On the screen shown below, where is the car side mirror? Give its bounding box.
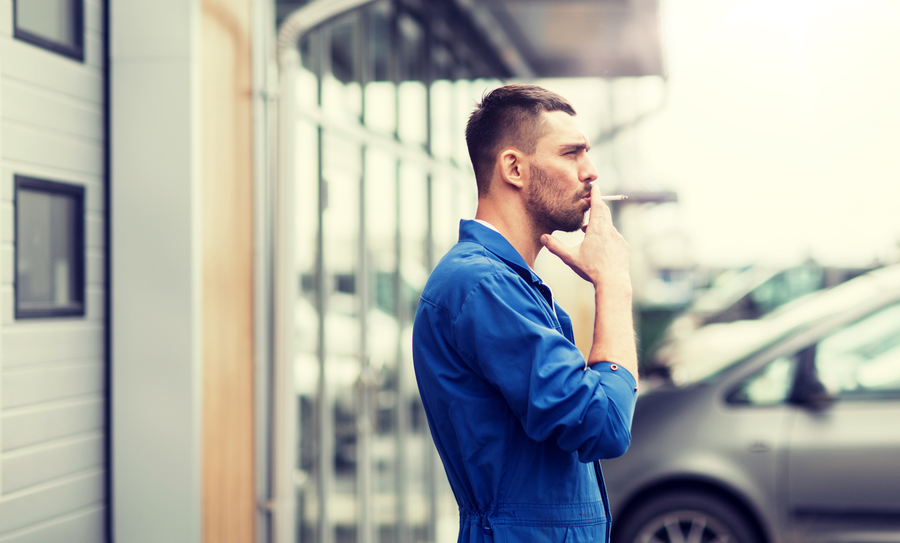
[790,374,835,410]
[798,388,835,410]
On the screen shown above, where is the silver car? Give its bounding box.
[604,264,900,543]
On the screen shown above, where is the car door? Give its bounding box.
[785,300,900,542]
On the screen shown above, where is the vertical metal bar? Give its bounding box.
[275,46,300,543]
[423,137,439,539]
[393,161,409,543]
[423,0,435,271]
[316,123,333,543]
[356,172,374,543]
[357,159,374,543]
[252,0,277,538]
[389,5,411,543]
[100,0,113,539]
[314,26,336,543]
[354,9,375,543]
[422,8,438,542]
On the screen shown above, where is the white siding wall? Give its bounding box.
[0,0,106,540]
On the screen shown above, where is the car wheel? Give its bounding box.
[613,490,759,543]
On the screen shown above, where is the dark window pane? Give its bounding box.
[330,15,356,83]
[15,177,84,318]
[398,12,424,81]
[18,0,74,43]
[14,0,83,60]
[368,2,391,82]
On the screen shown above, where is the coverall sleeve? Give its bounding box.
[452,274,638,462]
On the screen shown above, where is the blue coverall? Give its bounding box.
[412,220,638,543]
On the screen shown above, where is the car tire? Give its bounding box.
[613,489,760,543]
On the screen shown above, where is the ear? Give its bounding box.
[498,148,526,189]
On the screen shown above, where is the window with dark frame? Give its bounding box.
[13,0,84,61]
[15,176,85,319]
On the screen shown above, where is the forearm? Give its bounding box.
[539,185,638,379]
[586,279,639,382]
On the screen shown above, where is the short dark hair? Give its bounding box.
[465,84,576,196]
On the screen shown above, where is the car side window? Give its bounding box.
[728,356,796,405]
[813,301,900,400]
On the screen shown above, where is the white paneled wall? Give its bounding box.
[0,0,107,540]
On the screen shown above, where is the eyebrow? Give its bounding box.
[559,143,590,154]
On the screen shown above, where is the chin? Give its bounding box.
[558,217,584,233]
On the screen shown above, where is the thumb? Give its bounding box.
[542,234,592,283]
[541,234,573,262]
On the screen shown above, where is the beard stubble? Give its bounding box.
[525,163,587,234]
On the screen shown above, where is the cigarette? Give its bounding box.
[601,195,628,201]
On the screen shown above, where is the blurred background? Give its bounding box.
[1,0,898,542]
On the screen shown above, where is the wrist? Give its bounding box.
[593,278,633,300]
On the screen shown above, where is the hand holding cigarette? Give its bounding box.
[542,184,632,285]
[580,195,626,232]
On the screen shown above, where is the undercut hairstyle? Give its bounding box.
[465,84,576,197]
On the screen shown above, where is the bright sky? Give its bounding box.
[551,0,900,268]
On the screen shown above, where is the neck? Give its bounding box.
[474,199,545,268]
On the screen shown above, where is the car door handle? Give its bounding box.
[747,440,771,453]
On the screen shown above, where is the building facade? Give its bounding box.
[0,0,662,542]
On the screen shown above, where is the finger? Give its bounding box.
[540,234,574,264]
[542,234,592,283]
[587,185,613,229]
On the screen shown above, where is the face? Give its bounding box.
[524,111,598,233]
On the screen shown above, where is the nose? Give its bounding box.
[581,156,598,184]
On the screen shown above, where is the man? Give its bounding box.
[412,84,639,543]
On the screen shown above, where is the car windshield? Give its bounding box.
[672,321,797,386]
[691,267,779,314]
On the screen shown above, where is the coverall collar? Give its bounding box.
[458,219,545,286]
